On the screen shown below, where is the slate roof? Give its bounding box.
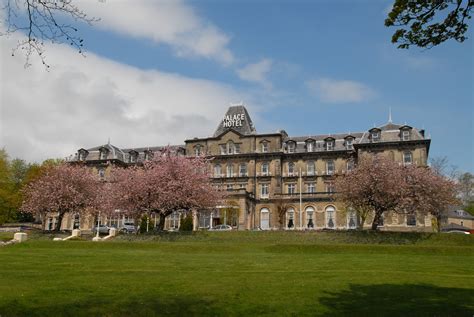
[69,105,430,161]
[213,104,256,137]
[446,210,474,220]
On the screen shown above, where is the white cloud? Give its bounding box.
[306,78,375,103]
[237,59,273,88]
[77,0,234,65]
[0,35,248,163]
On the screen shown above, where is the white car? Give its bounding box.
[120,222,136,234]
[210,225,233,231]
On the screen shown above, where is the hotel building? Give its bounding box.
[57,104,432,232]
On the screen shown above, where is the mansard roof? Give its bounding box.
[213,104,256,137]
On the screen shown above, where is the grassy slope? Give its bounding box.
[0,231,473,317]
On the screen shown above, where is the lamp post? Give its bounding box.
[95,210,101,240]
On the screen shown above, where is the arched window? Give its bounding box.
[260,208,270,230]
[286,208,295,229]
[306,206,315,229]
[325,206,336,229]
[288,162,295,175]
[214,164,221,177]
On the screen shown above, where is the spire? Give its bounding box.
[388,107,392,123]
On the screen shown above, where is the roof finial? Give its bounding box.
[388,107,392,123]
[107,137,110,145]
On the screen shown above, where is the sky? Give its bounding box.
[0,0,472,172]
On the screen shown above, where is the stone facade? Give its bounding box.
[53,104,433,232]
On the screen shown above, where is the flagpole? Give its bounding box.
[299,168,303,230]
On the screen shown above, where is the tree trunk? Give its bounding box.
[436,215,442,233]
[358,215,366,230]
[54,212,65,232]
[371,211,383,231]
[278,215,284,230]
[156,213,167,231]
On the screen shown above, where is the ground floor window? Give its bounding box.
[407,214,416,226]
[47,217,56,231]
[347,208,357,229]
[326,206,335,229]
[260,208,270,230]
[306,207,315,228]
[170,211,180,230]
[199,211,211,229]
[287,209,295,229]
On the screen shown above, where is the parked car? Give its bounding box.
[92,224,111,234]
[210,224,233,231]
[120,222,136,234]
[444,230,470,235]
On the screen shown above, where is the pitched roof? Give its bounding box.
[213,105,256,137]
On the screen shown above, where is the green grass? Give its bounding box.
[0,231,473,316]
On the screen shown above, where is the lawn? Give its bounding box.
[0,231,473,316]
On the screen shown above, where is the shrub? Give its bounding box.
[180,213,193,232]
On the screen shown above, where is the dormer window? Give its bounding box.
[261,141,269,153]
[402,130,410,141]
[99,148,109,160]
[78,149,88,161]
[371,131,380,142]
[144,150,153,161]
[399,125,413,141]
[287,141,296,153]
[129,151,138,163]
[325,138,335,151]
[344,137,354,150]
[306,140,315,152]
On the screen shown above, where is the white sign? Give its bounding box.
[222,113,245,128]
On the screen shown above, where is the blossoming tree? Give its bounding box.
[110,152,222,231]
[336,155,458,231]
[22,163,99,231]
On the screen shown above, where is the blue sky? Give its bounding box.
[0,0,472,172]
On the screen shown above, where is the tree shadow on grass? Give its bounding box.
[0,294,220,317]
[318,283,474,317]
